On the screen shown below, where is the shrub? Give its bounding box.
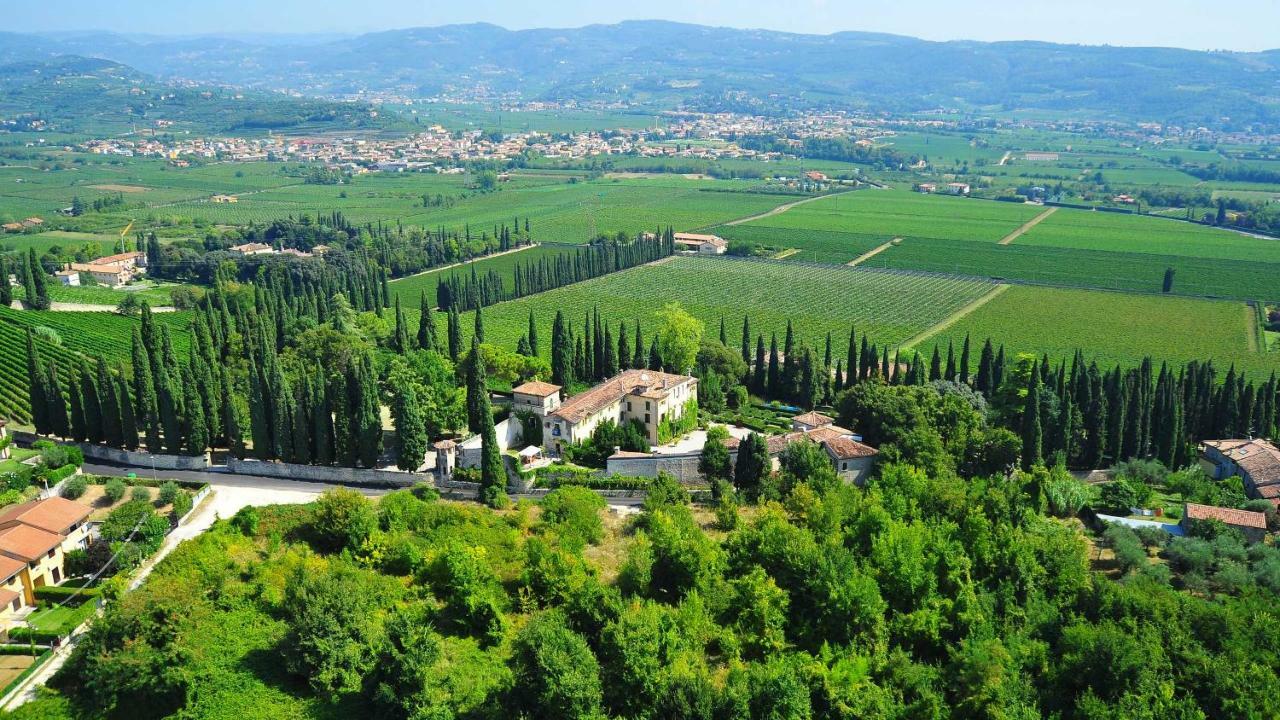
[60,476,88,500]
[157,481,180,506]
[130,485,152,503]
[170,490,193,520]
[100,501,154,543]
[642,472,689,512]
[540,486,606,548]
[103,478,126,504]
[1103,525,1147,574]
[311,488,377,553]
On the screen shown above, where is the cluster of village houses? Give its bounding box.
[0,494,91,629]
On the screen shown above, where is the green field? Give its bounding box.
[738,190,1043,243]
[712,224,888,264]
[443,256,997,358]
[1019,208,1280,262]
[921,285,1278,378]
[0,230,121,258]
[857,237,1280,300]
[388,243,581,307]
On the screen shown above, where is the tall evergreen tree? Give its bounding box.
[474,305,485,345]
[1021,374,1043,470]
[24,329,47,434]
[417,292,439,352]
[80,359,104,443]
[733,432,770,502]
[741,317,751,366]
[528,310,539,358]
[550,311,572,389]
[392,381,428,472]
[96,357,124,448]
[960,334,972,385]
[392,296,411,354]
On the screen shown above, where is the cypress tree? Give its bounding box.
[417,293,439,352]
[131,328,159,451]
[392,381,428,472]
[271,365,295,462]
[719,317,727,346]
[96,357,124,448]
[182,365,209,456]
[753,335,766,394]
[356,354,383,468]
[447,307,462,361]
[467,341,489,434]
[24,329,46,433]
[603,326,618,378]
[618,321,631,370]
[42,362,68,439]
[766,334,781,399]
[632,321,645,370]
[68,365,87,442]
[220,366,243,458]
[1021,374,1043,470]
[741,317,751,366]
[474,305,485,344]
[528,310,539,357]
[550,311,572,388]
[80,359,104,443]
[944,341,957,382]
[993,346,1006,391]
[313,377,335,466]
[648,337,661,371]
[393,296,411,354]
[959,334,971,385]
[976,339,994,394]
[248,357,272,460]
[929,346,942,382]
[1054,396,1075,464]
[733,432,770,502]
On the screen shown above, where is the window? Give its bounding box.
[627,401,632,411]
[645,401,651,410]
[841,462,848,471]
[544,421,550,428]
[645,413,651,424]
[51,567,60,584]
[46,549,55,559]
[9,598,18,612]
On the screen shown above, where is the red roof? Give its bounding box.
[0,525,63,562]
[513,381,561,398]
[1183,503,1267,530]
[0,497,91,535]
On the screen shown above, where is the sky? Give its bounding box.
[9,0,1278,52]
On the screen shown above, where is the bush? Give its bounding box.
[103,478,126,504]
[130,485,151,503]
[60,476,88,500]
[1104,525,1148,574]
[100,500,154,543]
[157,481,180,506]
[540,486,606,548]
[170,490,193,520]
[8,627,63,645]
[34,585,99,606]
[311,488,377,553]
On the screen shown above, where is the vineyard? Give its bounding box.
[922,285,1279,379]
[741,190,1043,242]
[857,237,1280,301]
[440,255,997,359]
[0,307,192,423]
[712,224,890,264]
[1018,207,1280,262]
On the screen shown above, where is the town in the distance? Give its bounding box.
[0,7,1276,719]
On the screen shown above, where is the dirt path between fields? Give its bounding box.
[722,189,855,226]
[998,206,1057,245]
[847,239,899,266]
[901,284,1010,350]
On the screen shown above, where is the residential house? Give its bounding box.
[54,269,80,287]
[1024,152,1060,162]
[545,369,697,454]
[672,232,728,255]
[945,182,971,195]
[1180,502,1268,543]
[512,381,562,418]
[211,194,238,203]
[1,223,23,234]
[1201,439,1280,507]
[726,414,878,485]
[68,251,147,288]
[0,497,92,615]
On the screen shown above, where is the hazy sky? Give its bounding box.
[9,0,1277,51]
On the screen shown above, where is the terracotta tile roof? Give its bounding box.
[0,497,91,535]
[90,251,143,266]
[512,381,561,398]
[551,369,695,425]
[673,232,724,243]
[0,588,19,610]
[608,450,652,459]
[432,439,457,449]
[1205,438,1280,488]
[0,524,63,562]
[792,411,833,427]
[823,436,879,460]
[0,555,25,583]
[1183,503,1267,529]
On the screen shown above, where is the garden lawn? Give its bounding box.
[25,601,96,635]
[923,285,1279,379]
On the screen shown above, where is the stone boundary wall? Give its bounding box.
[13,432,211,470]
[605,451,702,483]
[226,457,420,487]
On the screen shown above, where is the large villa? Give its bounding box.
[512,369,698,455]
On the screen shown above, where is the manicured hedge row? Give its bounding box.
[8,627,63,644]
[34,585,99,605]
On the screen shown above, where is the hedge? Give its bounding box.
[0,645,45,656]
[34,586,99,606]
[8,627,63,644]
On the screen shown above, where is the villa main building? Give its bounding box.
[512,369,697,456]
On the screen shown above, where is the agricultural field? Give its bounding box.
[921,285,1278,379]
[388,243,580,307]
[0,306,192,423]
[857,236,1280,300]
[737,190,1044,245]
[1017,208,1280,263]
[0,230,120,258]
[442,255,997,359]
[15,282,180,307]
[712,224,888,264]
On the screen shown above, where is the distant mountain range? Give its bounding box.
[4,21,1280,129]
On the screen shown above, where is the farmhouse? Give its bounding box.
[945,182,971,195]
[211,194,239,203]
[1201,439,1280,507]
[543,369,697,454]
[511,381,562,417]
[1180,502,1268,543]
[726,414,878,485]
[230,242,275,256]
[0,497,91,617]
[1024,152,1060,162]
[1,223,22,234]
[68,250,147,288]
[54,268,81,286]
[673,232,728,255]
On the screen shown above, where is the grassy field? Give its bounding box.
[0,230,121,258]
[738,190,1043,243]
[712,224,889,264]
[387,243,580,307]
[438,256,997,359]
[1018,208,1280,262]
[921,285,1278,378]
